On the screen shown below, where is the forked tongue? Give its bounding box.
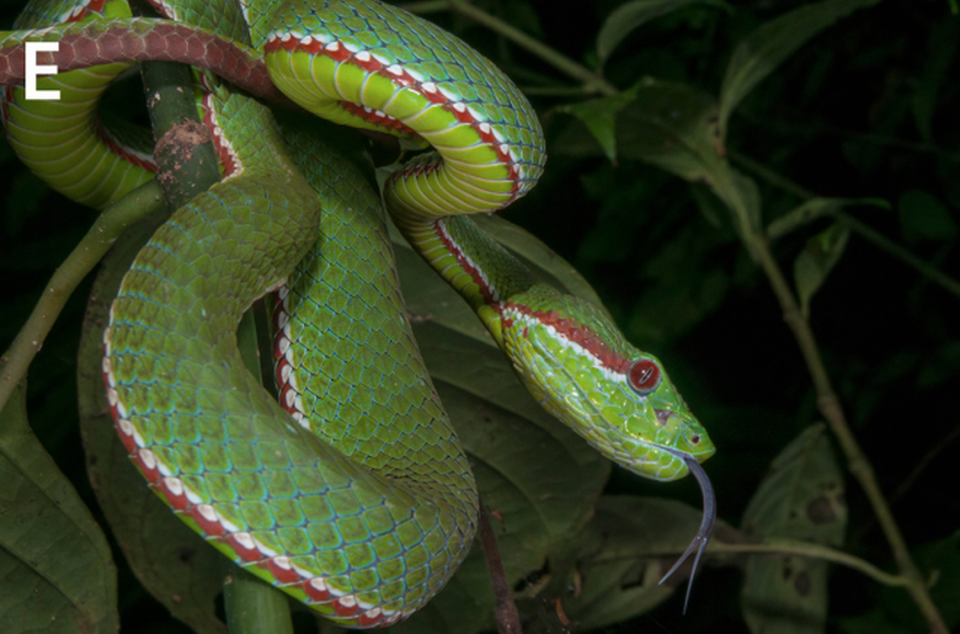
[655,445,717,615]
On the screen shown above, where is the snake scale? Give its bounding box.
[0,0,716,627]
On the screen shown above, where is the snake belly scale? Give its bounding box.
[0,0,717,628]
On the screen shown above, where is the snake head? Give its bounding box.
[501,285,715,481]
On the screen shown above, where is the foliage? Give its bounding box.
[2,0,959,633]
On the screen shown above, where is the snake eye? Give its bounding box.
[628,359,661,396]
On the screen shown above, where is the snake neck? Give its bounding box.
[394,212,541,346]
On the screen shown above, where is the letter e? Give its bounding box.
[25,42,60,100]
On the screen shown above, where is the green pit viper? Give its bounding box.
[0,0,716,627]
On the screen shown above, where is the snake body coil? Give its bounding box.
[1,0,716,627]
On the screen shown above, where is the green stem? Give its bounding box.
[730,149,960,300]
[444,0,618,96]
[0,180,164,415]
[745,233,948,634]
[835,212,960,299]
[597,538,909,587]
[719,148,947,629]
[727,540,910,588]
[141,61,221,208]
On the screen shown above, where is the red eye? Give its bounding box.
[628,359,661,395]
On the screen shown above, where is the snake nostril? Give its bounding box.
[655,409,673,427]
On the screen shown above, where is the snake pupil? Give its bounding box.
[628,359,661,395]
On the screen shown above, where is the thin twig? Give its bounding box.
[479,504,523,634]
[835,213,960,299]
[746,236,948,634]
[444,0,618,96]
[730,149,960,300]
[593,538,910,587]
[0,180,164,414]
[712,540,910,587]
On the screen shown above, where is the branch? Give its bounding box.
[730,149,960,300]
[441,0,618,96]
[743,233,948,633]
[0,180,164,413]
[479,504,523,634]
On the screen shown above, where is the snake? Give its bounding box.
[0,0,717,627]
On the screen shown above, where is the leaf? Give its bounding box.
[741,425,847,634]
[613,79,722,179]
[767,198,890,240]
[77,213,229,634]
[555,89,638,163]
[596,0,729,63]
[718,0,882,140]
[564,496,740,631]
[553,78,768,237]
[793,222,850,318]
[898,189,957,244]
[0,381,118,634]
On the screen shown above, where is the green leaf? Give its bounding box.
[0,381,118,634]
[898,189,957,244]
[596,0,729,63]
[613,79,722,179]
[741,425,847,634]
[555,89,638,163]
[718,0,882,140]
[768,198,890,240]
[793,222,850,318]
[553,78,767,237]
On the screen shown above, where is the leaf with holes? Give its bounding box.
[740,425,847,634]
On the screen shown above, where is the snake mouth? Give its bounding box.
[654,444,717,614]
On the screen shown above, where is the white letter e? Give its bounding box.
[25,42,60,100]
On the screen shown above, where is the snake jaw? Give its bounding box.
[654,444,717,615]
